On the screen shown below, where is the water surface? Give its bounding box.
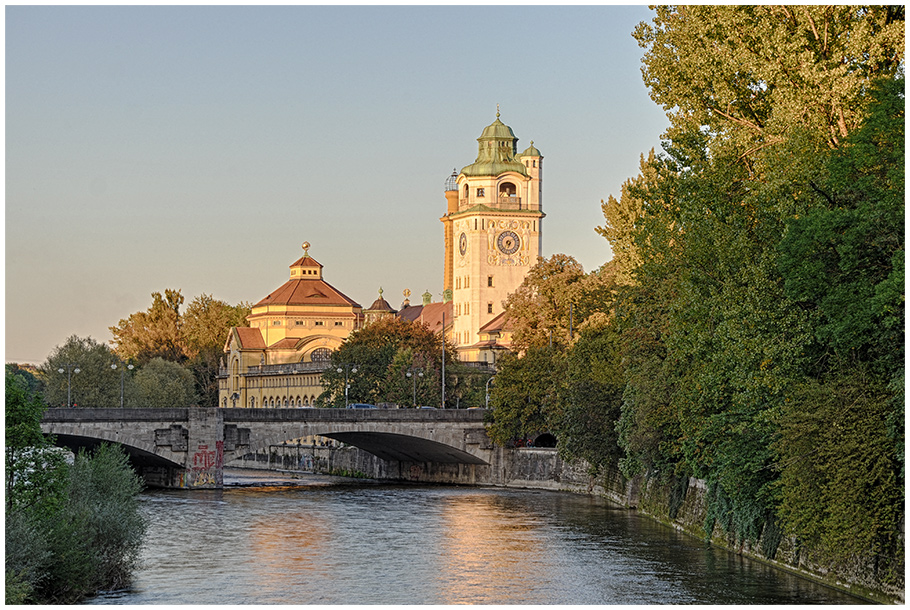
[87,470,867,604]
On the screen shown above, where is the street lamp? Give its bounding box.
[406,368,424,408]
[485,375,496,409]
[57,363,81,408]
[110,363,135,408]
[336,364,358,407]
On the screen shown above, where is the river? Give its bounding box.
[86,468,867,604]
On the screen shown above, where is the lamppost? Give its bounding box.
[485,375,496,409]
[57,363,80,408]
[336,364,358,407]
[406,368,424,408]
[110,363,134,408]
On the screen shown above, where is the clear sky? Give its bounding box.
[6,5,670,365]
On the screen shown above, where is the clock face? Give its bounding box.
[497,230,520,255]
[458,232,467,256]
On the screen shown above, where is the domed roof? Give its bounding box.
[479,116,517,141]
[520,141,541,157]
[460,109,529,178]
[365,288,395,313]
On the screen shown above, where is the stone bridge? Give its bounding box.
[41,408,494,489]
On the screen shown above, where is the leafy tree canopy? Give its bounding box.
[38,335,126,408]
[318,317,454,407]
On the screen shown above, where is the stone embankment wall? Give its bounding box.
[230,443,901,604]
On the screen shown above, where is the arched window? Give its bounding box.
[311,348,332,362]
[250,397,256,408]
[499,182,517,197]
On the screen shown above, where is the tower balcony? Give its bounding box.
[459,196,523,210]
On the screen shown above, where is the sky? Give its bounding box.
[5,5,670,365]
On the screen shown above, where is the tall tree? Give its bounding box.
[635,5,904,156]
[109,289,185,364]
[180,294,251,408]
[607,5,904,554]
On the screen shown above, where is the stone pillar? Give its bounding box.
[183,408,224,489]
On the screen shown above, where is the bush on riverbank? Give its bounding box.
[5,370,147,604]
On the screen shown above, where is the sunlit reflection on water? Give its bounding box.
[85,471,869,605]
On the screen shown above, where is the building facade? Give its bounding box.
[441,110,544,362]
[218,244,363,408]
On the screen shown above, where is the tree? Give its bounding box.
[555,319,625,471]
[778,76,904,377]
[109,290,251,407]
[38,335,125,408]
[5,370,68,514]
[317,317,455,407]
[608,6,904,557]
[635,6,904,157]
[181,294,251,408]
[130,358,198,408]
[503,254,615,352]
[597,150,659,285]
[109,289,185,364]
[486,347,565,446]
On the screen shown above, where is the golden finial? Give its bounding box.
[403,288,411,298]
[496,103,500,118]
[301,241,311,256]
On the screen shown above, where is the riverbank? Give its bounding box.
[228,443,901,604]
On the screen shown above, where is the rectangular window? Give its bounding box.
[295,320,304,325]
[272,320,281,326]
[488,303,494,314]
[488,276,494,287]
[476,187,485,197]
[315,321,324,326]
[335,321,344,326]
[465,303,469,315]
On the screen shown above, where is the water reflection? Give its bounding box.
[437,494,548,603]
[86,476,869,605]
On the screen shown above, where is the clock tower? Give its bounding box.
[441,110,544,361]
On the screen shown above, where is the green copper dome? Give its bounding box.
[520,141,541,157]
[460,111,529,178]
[479,117,517,141]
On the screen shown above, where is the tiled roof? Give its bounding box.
[253,278,360,308]
[233,327,266,350]
[479,311,513,333]
[268,337,300,349]
[289,255,323,269]
[395,301,453,333]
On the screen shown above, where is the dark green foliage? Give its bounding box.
[779,76,904,377]
[5,372,147,603]
[554,322,625,470]
[317,317,455,407]
[5,444,147,604]
[487,348,566,445]
[773,365,903,569]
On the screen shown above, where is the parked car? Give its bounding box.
[347,403,377,409]
[417,406,436,410]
